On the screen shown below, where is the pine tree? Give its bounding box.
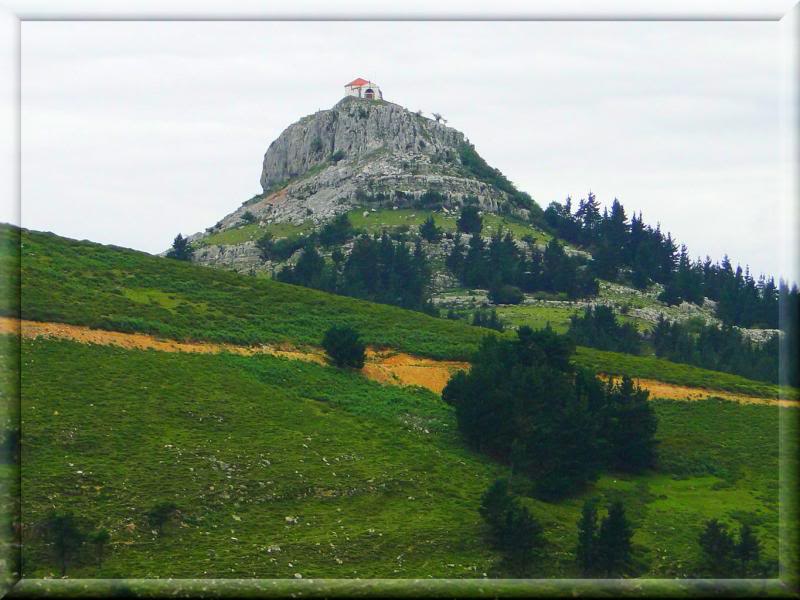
[463,233,488,288]
[446,232,466,279]
[698,519,736,577]
[479,478,513,531]
[604,376,658,472]
[596,501,633,576]
[40,511,87,576]
[576,499,599,575]
[418,214,442,242]
[291,240,326,288]
[457,205,483,234]
[735,523,761,576]
[89,528,111,567]
[167,233,193,261]
[501,503,545,566]
[575,192,602,244]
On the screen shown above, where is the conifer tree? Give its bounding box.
[418,214,442,242]
[698,519,737,577]
[167,233,193,261]
[576,499,599,575]
[735,523,761,576]
[457,205,483,234]
[596,501,633,576]
[40,511,87,576]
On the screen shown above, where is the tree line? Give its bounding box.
[275,230,434,314]
[543,193,799,332]
[567,306,793,386]
[446,210,598,301]
[651,316,788,386]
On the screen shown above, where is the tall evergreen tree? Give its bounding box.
[167,233,193,261]
[596,501,633,577]
[457,205,483,234]
[698,519,737,577]
[418,214,443,242]
[576,499,599,575]
[735,523,761,576]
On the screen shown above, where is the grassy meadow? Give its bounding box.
[4,225,796,402]
[2,223,796,583]
[16,336,793,579]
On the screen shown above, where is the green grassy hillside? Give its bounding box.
[4,223,796,582]
[3,224,795,401]
[198,209,554,249]
[6,226,485,360]
[17,336,792,579]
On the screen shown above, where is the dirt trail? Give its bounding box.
[2,317,795,406]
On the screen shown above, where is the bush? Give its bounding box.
[256,233,274,261]
[457,205,483,234]
[241,211,256,224]
[471,309,504,331]
[488,285,524,305]
[269,235,309,262]
[331,149,346,162]
[147,502,179,536]
[322,325,366,369]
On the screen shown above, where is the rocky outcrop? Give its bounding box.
[193,96,528,246]
[260,96,464,190]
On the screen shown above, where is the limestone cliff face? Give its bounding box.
[259,96,465,191]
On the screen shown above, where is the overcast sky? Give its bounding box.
[18,20,792,279]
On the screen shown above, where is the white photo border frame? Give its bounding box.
[1,1,797,597]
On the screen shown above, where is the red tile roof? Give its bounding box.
[345,78,370,87]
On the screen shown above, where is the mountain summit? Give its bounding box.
[194,95,536,249]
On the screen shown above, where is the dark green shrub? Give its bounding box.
[322,325,366,369]
[457,205,483,234]
[488,285,524,305]
[319,214,354,247]
[147,502,179,536]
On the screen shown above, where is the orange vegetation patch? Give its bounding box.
[3,317,796,406]
[602,374,797,409]
[1,317,326,365]
[363,349,469,395]
[0,317,466,394]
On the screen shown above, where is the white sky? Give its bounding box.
[17,20,792,279]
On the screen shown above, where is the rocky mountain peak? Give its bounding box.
[260,96,465,191]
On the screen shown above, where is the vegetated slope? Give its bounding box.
[7,226,485,360]
[3,224,796,400]
[16,335,792,579]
